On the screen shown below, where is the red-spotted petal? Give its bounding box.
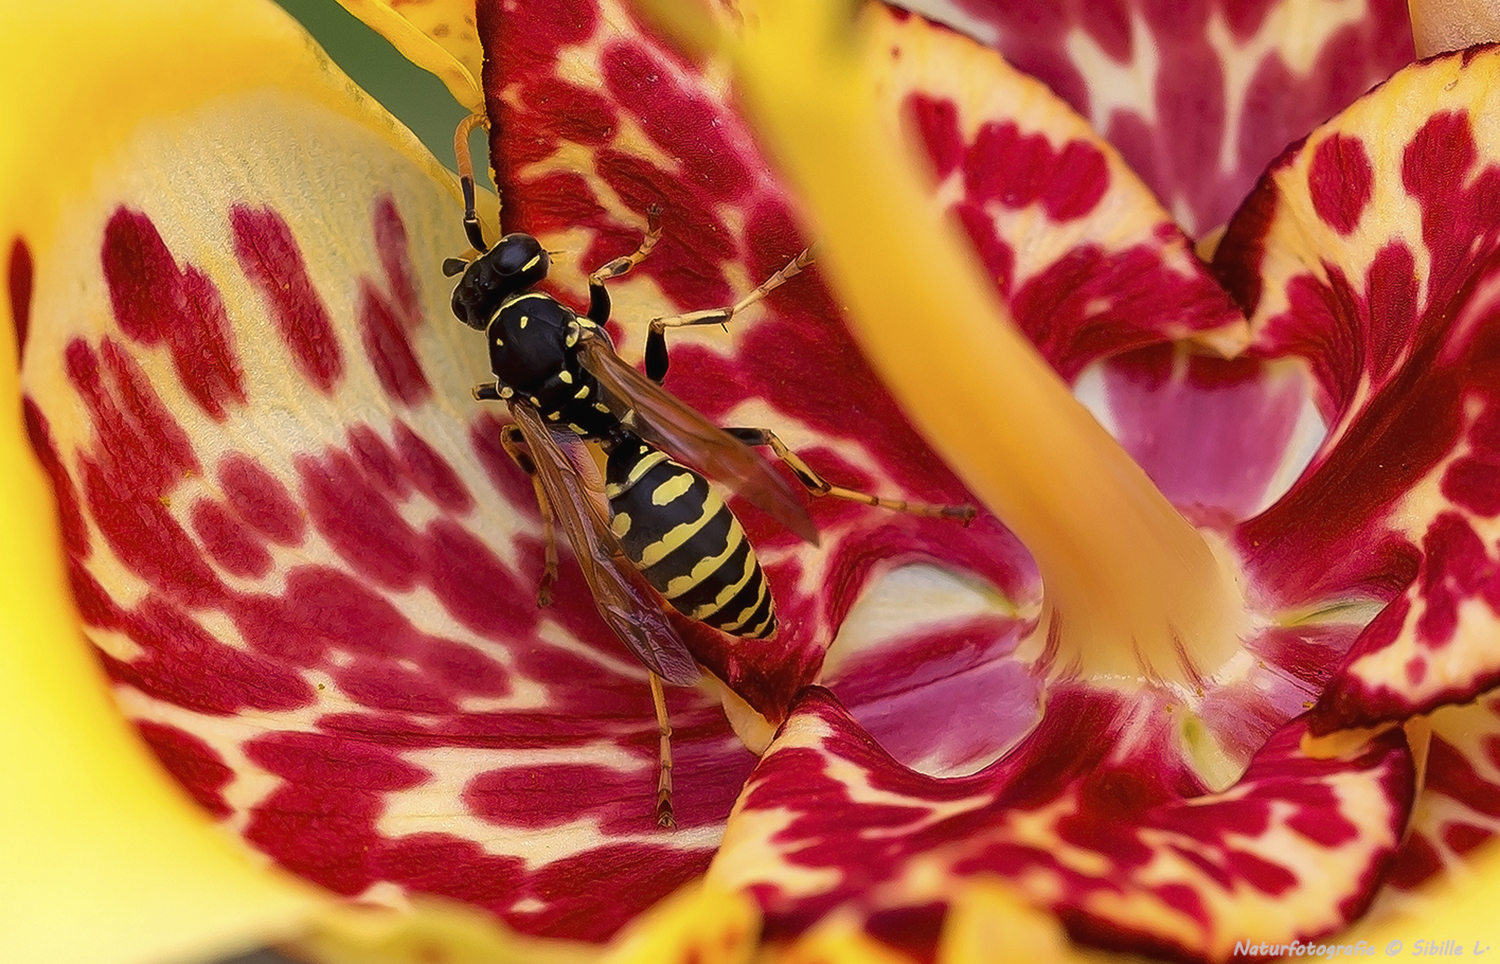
[14,14,757,943]
[1374,698,1500,906]
[708,687,1412,960]
[477,0,1247,733]
[928,0,1415,235]
[1214,48,1500,732]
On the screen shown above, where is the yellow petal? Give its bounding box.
[938,880,1114,964]
[334,0,483,111]
[0,415,324,964]
[602,883,759,964]
[0,2,494,961]
[1347,838,1500,946]
[0,1,344,957]
[767,912,919,964]
[299,899,601,964]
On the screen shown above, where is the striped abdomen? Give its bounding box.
[605,438,776,639]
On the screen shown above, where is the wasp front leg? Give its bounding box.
[722,427,976,523]
[492,414,561,606]
[587,205,665,326]
[646,246,815,384]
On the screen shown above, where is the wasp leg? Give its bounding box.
[498,423,561,606]
[722,427,977,523]
[646,246,815,384]
[648,671,676,829]
[587,205,665,326]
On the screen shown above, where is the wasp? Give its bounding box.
[443,115,974,827]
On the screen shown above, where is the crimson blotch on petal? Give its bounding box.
[935,0,1415,235]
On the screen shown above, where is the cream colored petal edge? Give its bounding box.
[1408,0,1500,57]
[335,0,483,111]
[0,3,459,963]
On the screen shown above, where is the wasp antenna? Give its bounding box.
[454,111,490,253]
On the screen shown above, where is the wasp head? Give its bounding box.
[448,233,551,331]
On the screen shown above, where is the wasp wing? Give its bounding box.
[577,333,818,545]
[507,400,700,686]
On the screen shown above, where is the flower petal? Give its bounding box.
[334,0,484,111]
[710,688,1412,959]
[0,6,374,963]
[9,0,755,945]
[1085,345,1322,521]
[479,0,1248,748]
[877,6,1246,381]
[1374,698,1500,904]
[925,0,1415,235]
[478,0,1024,721]
[1215,47,1500,731]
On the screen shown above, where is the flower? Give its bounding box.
[4,1,1500,963]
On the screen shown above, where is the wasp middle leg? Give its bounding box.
[722,427,977,523]
[646,246,816,383]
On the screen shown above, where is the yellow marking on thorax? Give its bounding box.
[635,488,726,569]
[611,512,632,538]
[661,514,746,598]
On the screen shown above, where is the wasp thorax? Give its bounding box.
[450,233,551,331]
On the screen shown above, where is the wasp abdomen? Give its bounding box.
[606,440,776,639]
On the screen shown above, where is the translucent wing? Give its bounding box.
[508,400,700,686]
[577,333,818,545]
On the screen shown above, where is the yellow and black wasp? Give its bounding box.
[443,115,974,827]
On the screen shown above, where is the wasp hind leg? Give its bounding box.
[496,421,561,606]
[723,427,977,523]
[587,205,665,325]
[648,671,676,829]
[646,246,815,384]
